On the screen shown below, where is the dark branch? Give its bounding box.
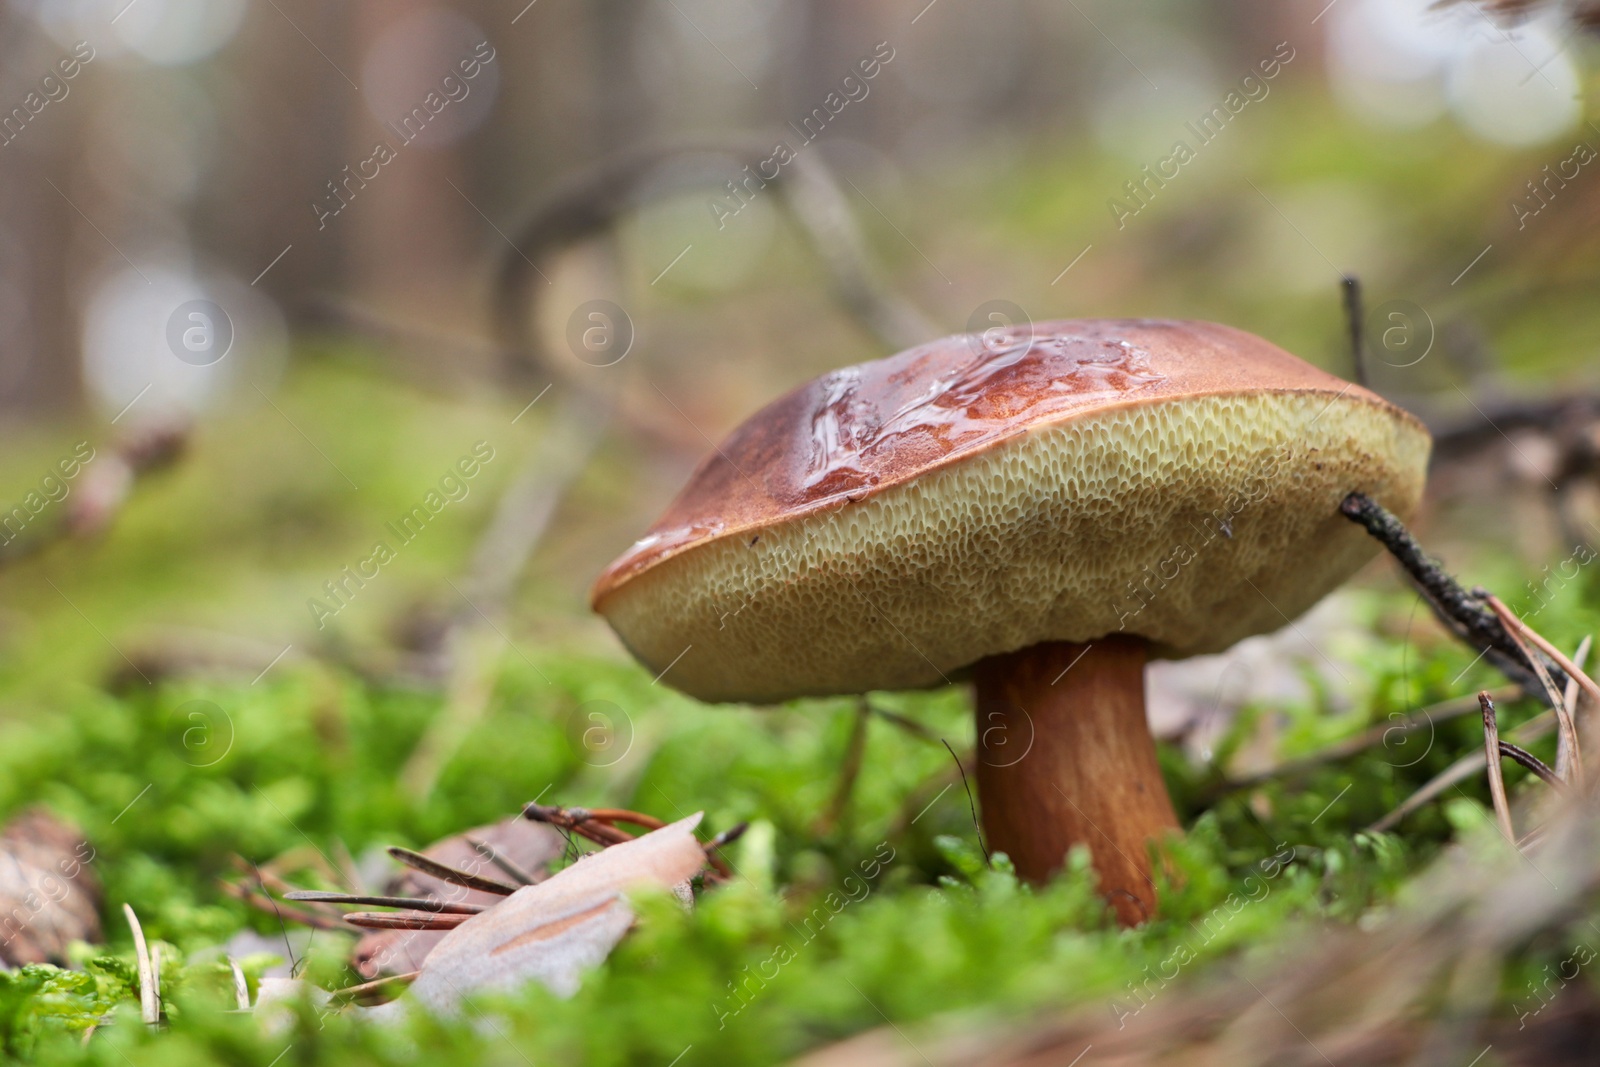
[464,835,540,887]
[523,803,633,847]
[942,739,989,864]
[386,846,519,897]
[283,891,485,914]
[328,970,420,1005]
[341,911,469,931]
[1339,492,1567,701]
[1497,740,1564,789]
[1342,276,1367,387]
[492,137,934,387]
[705,822,748,853]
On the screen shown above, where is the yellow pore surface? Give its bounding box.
[599,390,1430,704]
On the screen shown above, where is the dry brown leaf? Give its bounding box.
[0,808,100,967]
[365,812,706,1020]
[353,814,565,978]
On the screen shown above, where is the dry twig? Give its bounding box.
[327,970,419,1005]
[1493,598,1600,720]
[1497,740,1563,788]
[865,702,942,744]
[1216,688,1518,793]
[227,956,249,1011]
[283,891,486,915]
[340,912,469,932]
[385,847,519,897]
[1479,692,1516,843]
[1484,593,1582,781]
[122,904,160,1027]
[1342,275,1368,387]
[1339,492,1567,698]
[814,699,872,837]
[461,835,540,887]
[217,879,347,932]
[1370,709,1555,833]
[1373,640,1591,832]
[522,802,741,879]
[492,138,933,390]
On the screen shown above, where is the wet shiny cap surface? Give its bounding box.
[593,319,1431,703]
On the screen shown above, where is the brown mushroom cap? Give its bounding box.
[593,319,1431,703]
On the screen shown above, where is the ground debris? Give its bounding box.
[795,784,1600,1066]
[362,813,708,1021]
[0,808,99,969]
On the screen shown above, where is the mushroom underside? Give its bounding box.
[599,390,1429,703]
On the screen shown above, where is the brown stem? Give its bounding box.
[973,637,1179,925]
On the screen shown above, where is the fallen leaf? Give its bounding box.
[0,808,100,967]
[353,815,565,978]
[365,812,706,1020]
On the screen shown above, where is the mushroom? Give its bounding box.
[592,320,1430,923]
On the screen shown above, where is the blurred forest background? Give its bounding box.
[3,0,1598,700]
[0,0,1597,1061]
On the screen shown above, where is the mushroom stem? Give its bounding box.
[973,637,1178,925]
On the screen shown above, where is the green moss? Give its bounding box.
[1,88,1597,1061]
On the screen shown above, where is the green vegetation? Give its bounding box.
[0,354,1593,1063]
[2,71,1598,1061]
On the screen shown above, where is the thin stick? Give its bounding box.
[1490,598,1600,725]
[386,847,518,896]
[1342,275,1368,386]
[1371,639,1591,832]
[226,856,344,931]
[815,699,872,836]
[529,803,734,877]
[697,825,744,880]
[1485,595,1582,782]
[942,739,989,863]
[582,809,665,832]
[254,861,303,973]
[227,956,250,1011]
[1480,692,1516,844]
[0,426,187,570]
[1339,493,1565,697]
[463,836,540,887]
[283,891,486,914]
[123,904,160,1026]
[1369,709,1555,833]
[342,911,469,931]
[1566,636,1593,748]
[229,856,302,899]
[1498,740,1563,789]
[1566,636,1592,706]
[218,880,348,931]
[705,823,748,854]
[523,804,634,847]
[328,970,420,1004]
[1219,688,1519,792]
[867,702,941,744]
[492,138,935,389]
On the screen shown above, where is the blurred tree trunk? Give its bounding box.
[208,0,353,317]
[347,0,474,315]
[0,23,87,421]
